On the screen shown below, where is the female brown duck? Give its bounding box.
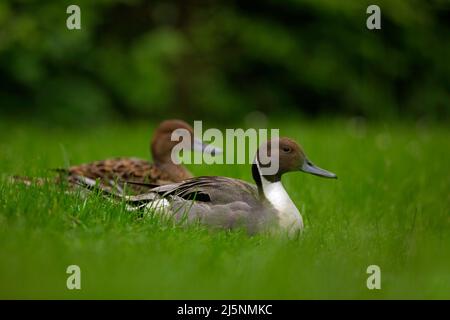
[64,119,221,192]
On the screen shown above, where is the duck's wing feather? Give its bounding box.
[149,176,259,205]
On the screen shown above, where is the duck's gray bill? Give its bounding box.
[301,160,337,179]
[193,138,223,156]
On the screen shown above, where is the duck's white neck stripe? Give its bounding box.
[255,160,303,232]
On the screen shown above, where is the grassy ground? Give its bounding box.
[0,118,449,299]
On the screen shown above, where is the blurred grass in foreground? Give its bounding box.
[0,118,449,299]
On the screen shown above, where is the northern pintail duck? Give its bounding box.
[62,119,221,193]
[86,137,336,236]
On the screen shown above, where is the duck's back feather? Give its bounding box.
[62,157,192,192]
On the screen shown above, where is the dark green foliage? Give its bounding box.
[0,0,449,124]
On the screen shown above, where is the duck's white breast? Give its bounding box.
[263,181,304,232]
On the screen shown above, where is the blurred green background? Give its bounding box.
[0,0,449,125]
[0,1,449,299]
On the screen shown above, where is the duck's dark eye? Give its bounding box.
[282,146,292,153]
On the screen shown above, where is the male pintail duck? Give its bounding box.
[62,119,221,193]
[83,137,336,236]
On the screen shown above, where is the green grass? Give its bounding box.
[0,119,449,299]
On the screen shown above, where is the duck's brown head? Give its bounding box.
[254,137,337,183]
[151,119,221,164]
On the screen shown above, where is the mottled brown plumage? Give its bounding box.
[65,158,192,192]
[62,120,218,193]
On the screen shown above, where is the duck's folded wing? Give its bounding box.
[148,176,258,204]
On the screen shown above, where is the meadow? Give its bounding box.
[0,118,449,299]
